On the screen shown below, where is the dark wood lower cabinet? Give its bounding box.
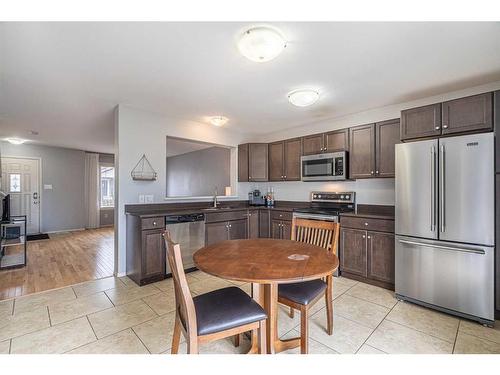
[228,219,248,240]
[126,215,167,286]
[248,210,259,239]
[367,231,395,284]
[205,221,230,246]
[340,216,395,290]
[340,228,367,277]
[271,219,291,239]
[142,229,166,279]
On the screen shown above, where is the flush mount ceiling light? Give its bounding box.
[6,138,26,145]
[210,116,229,127]
[287,89,320,107]
[237,26,287,63]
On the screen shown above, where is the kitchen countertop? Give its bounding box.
[339,204,395,220]
[125,203,300,218]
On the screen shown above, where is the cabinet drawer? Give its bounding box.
[270,210,292,221]
[340,216,394,232]
[205,210,249,223]
[141,217,165,230]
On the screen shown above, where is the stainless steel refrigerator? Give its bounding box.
[395,132,495,325]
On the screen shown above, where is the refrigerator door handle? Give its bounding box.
[430,146,436,232]
[439,144,445,233]
[397,239,485,255]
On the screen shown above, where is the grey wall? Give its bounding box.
[166,146,230,197]
[0,141,86,232]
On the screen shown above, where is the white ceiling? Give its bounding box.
[1,22,500,154]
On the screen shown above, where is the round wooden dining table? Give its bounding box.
[193,238,339,354]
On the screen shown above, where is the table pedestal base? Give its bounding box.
[249,283,301,354]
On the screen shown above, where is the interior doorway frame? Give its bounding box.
[1,155,43,234]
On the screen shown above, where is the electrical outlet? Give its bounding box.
[145,195,154,203]
[139,194,145,203]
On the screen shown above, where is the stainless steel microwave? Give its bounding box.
[301,151,348,181]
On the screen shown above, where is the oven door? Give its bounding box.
[301,152,346,181]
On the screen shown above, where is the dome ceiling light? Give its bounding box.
[210,116,229,127]
[237,26,287,63]
[6,138,27,145]
[287,89,320,107]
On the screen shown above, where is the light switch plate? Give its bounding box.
[145,195,154,203]
[44,184,53,190]
[138,194,145,203]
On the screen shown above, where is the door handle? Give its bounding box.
[398,239,485,255]
[430,146,436,232]
[440,144,445,233]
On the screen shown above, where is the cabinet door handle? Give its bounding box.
[364,222,368,226]
[284,175,286,179]
[367,236,371,239]
[375,170,379,174]
[153,221,157,226]
[435,126,440,130]
[370,171,374,175]
[362,235,366,239]
[443,125,448,129]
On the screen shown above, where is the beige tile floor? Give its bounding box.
[0,270,499,354]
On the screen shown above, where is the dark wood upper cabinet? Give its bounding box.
[349,124,376,179]
[268,141,284,181]
[237,144,249,182]
[268,138,302,181]
[238,143,268,182]
[302,133,324,155]
[400,103,442,141]
[442,92,493,135]
[325,129,349,152]
[340,228,367,277]
[284,138,302,181]
[367,231,395,284]
[375,119,400,178]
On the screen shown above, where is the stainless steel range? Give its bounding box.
[293,191,356,222]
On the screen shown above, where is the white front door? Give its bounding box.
[1,157,41,234]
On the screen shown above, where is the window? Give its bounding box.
[100,166,115,208]
[9,174,21,193]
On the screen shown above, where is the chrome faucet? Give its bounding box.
[213,188,218,208]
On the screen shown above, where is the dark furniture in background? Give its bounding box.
[0,215,27,270]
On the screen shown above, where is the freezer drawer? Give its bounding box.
[395,236,494,323]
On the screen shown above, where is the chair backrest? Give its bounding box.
[291,217,340,255]
[163,230,197,338]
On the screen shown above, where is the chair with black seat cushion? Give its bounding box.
[278,218,340,354]
[163,230,267,354]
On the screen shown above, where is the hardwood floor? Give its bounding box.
[0,227,114,301]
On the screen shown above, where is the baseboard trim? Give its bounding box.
[116,272,127,278]
[45,228,86,234]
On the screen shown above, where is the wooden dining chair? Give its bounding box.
[163,230,267,354]
[278,218,340,354]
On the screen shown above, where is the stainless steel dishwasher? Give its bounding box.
[165,213,205,275]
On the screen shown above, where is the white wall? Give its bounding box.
[115,105,250,275]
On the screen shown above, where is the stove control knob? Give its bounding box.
[317,195,322,199]
[345,195,350,200]
[340,195,344,199]
[313,194,317,199]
